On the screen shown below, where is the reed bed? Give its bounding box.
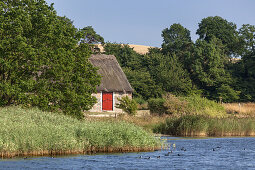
[85,114,168,133]
[0,107,160,158]
[223,103,255,116]
[154,115,255,137]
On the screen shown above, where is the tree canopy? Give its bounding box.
[0,0,100,118]
[196,16,240,56]
[161,23,194,71]
[191,37,239,102]
[79,26,104,44]
[161,23,192,54]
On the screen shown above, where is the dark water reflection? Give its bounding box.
[1,137,255,169]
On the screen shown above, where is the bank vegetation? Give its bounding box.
[0,107,160,158]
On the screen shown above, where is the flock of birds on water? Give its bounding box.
[137,147,186,160]
[22,142,248,160]
[135,145,243,160]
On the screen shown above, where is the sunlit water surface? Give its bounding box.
[1,137,255,169]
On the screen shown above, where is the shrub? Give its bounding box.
[163,93,189,115]
[116,96,138,115]
[133,97,146,105]
[134,98,148,110]
[160,93,226,117]
[148,98,166,115]
[183,94,226,117]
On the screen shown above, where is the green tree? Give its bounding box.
[161,24,194,66]
[144,53,194,96]
[162,23,192,53]
[239,24,255,77]
[79,26,104,44]
[123,68,162,100]
[233,24,255,101]
[104,43,142,70]
[0,0,101,118]
[104,43,163,100]
[196,16,240,56]
[191,37,239,102]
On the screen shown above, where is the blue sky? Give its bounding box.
[45,0,255,47]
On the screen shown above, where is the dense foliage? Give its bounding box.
[104,16,255,103]
[1,0,254,118]
[147,98,166,115]
[0,0,101,118]
[149,94,226,117]
[116,96,138,115]
[79,26,104,44]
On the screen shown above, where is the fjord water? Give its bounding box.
[1,137,255,169]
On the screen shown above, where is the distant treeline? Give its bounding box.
[103,16,255,103]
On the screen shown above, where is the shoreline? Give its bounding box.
[0,146,161,159]
[2,134,255,159]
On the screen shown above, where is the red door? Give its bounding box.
[102,92,113,111]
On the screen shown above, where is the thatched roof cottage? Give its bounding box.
[89,54,133,112]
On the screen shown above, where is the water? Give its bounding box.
[1,137,255,169]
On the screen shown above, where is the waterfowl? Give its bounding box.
[181,147,186,151]
[165,151,172,156]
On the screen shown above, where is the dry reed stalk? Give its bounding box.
[86,114,169,132]
[223,103,255,116]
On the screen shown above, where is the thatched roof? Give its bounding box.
[89,54,133,92]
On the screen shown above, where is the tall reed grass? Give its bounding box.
[223,103,255,116]
[0,107,160,158]
[154,115,255,136]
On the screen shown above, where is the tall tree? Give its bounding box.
[196,16,240,56]
[161,23,194,70]
[162,23,192,53]
[0,0,100,118]
[123,68,162,100]
[144,53,194,96]
[239,24,255,77]
[79,26,104,44]
[234,24,255,101]
[191,37,239,102]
